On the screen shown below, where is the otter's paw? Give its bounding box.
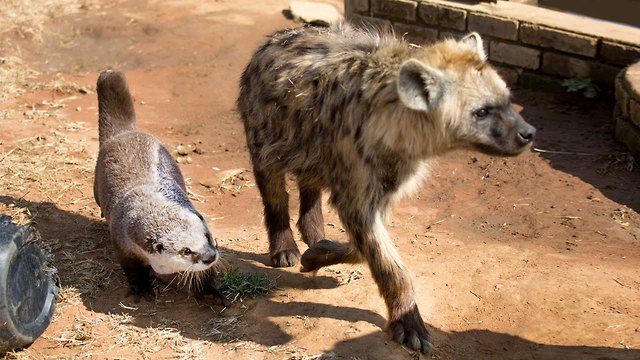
[300,239,346,272]
[270,248,301,268]
[202,288,232,308]
[388,307,433,354]
[127,284,155,303]
[196,275,232,308]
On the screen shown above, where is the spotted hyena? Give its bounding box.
[237,23,535,353]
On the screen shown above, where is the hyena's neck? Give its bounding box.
[362,96,451,160]
[353,46,452,160]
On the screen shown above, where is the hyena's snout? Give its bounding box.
[503,111,536,155]
[516,120,536,147]
[471,107,537,156]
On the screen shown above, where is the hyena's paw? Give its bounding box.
[271,248,302,267]
[300,239,347,272]
[388,306,433,354]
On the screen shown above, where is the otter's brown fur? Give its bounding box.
[94,70,224,301]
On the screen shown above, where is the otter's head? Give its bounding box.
[132,205,219,275]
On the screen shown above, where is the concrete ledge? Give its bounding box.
[615,62,640,155]
[346,0,640,155]
[346,0,640,89]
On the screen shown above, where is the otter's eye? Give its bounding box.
[473,107,490,119]
[155,244,164,253]
[196,213,204,221]
[181,248,193,256]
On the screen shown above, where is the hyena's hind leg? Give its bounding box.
[253,167,300,267]
[296,181,325,247]
[299,192,361,271]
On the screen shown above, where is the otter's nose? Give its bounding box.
[517,125,536,145]
[201,251,218,265]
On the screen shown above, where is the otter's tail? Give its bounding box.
[97,70,136,143]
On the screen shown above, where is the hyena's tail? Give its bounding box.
[96,70,136,144]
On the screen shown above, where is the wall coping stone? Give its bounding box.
[423,0,640,47]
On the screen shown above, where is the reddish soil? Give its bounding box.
[1,1,639,359]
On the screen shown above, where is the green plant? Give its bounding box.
[218,268,273,302]
[561,77,601,99]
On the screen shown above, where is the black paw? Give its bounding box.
[123,265,155,303]
[127,284,155,303]
[270,248,301,267]
[388,306,433,354]
[195,274,232,308]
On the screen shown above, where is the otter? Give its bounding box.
[94,70,227,304]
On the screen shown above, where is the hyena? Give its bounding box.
[237,23,535,353]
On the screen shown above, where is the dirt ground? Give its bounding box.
[1,1,639,359]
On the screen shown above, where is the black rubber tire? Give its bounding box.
[0,215,59,352]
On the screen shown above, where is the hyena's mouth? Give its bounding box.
[473,142,533,157]
[473,123,536,156]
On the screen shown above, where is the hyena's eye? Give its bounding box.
[473,108,490,119]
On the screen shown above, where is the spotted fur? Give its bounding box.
[237,23,535,353]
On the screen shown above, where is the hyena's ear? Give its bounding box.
[397,59,445,112]
[461,32,487,61]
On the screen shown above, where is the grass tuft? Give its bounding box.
[218,268,273,303]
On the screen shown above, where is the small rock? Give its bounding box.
[176,147,188,156]
[176,156,193,164]
[288,1,342,26]
[193,147,204,155]
[176,144,191,156]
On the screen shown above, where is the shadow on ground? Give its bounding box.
[516,89,640,213]
[1,195,637,359]
[328,329,640,360]
[0,195,371,347]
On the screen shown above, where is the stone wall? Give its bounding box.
[615,63,640,155]
[345,0,640,154]
[345,0,640,88]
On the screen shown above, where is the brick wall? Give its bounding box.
[345,0,640,90]
[615,63,640,155]
[345,0,640,155]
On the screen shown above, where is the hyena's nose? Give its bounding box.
[517,125,536,145]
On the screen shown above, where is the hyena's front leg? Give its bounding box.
[253,167,300,267]
[296,181,325,247]
[348,212,433,353]
[300,205,433,353]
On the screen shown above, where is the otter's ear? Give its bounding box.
[397,59,445,112]
[461,32,487,61]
